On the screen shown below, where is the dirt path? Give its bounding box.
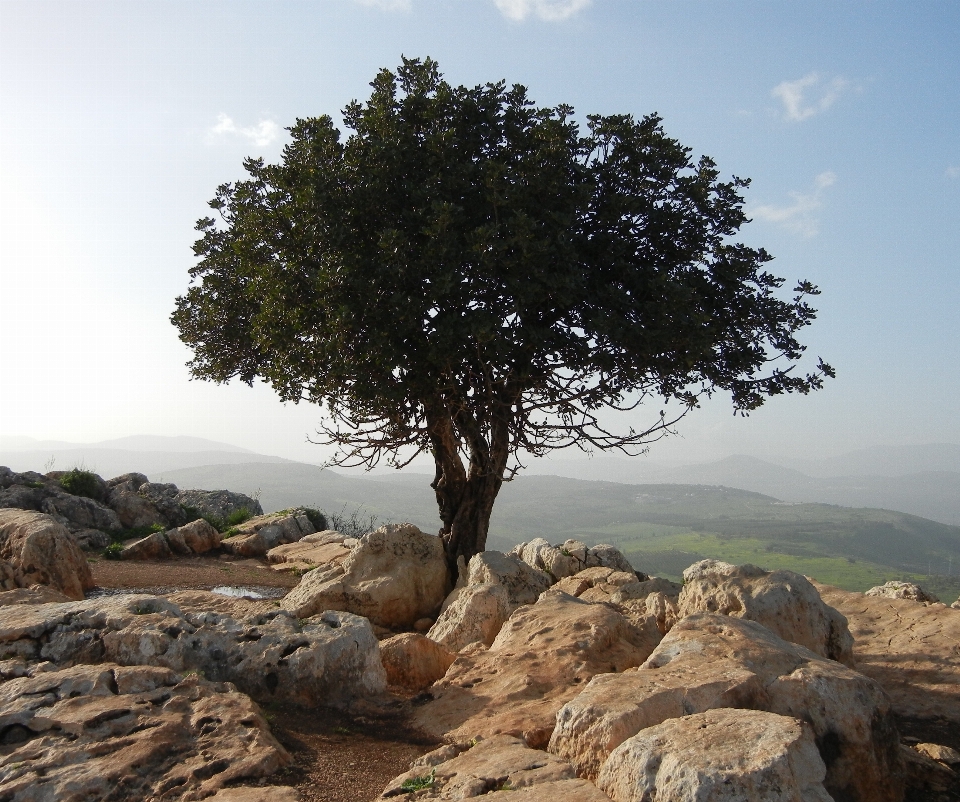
[87,552,437,801]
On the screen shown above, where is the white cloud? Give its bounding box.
[494,0,591,22]
[946,166,960,179]
[352,0,412,10]
[772,73,848,122]
[210,114,281,148]
[750,171,836,237]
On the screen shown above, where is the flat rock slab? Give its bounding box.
[0,593,386,708]
[0,662,289,801]
[815,582,960,724]
[380,734,612,800]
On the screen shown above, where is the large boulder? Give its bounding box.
[816,581,960,726]
[0,592,387,707]
[380,734,613,801]
[512,539,637,581]
[105,473,173,530]
[678,560,854,665]
[39,491,121,533]
[0,662,290,801]
[413,590,660,748]
[120,518,221,560]
[281,523,451,630]
[175,488,264,525]
[0,509,93,600]
[550,613,903,802]
[379,633,456,691]
[865,580,940,604]
[467,551,552,606]
[138,481,190,526]
[596,708,831,802]
[220,509,317,558]
[427,582,512,652]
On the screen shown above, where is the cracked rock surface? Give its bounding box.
[0,662,289,802]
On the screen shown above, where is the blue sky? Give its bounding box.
[1,0,958,467]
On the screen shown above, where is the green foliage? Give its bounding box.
[102,542,123,560]
[24,480,45,489]
[172,57,832,561]
[303,507,328,532]
[59,469,102,501]
[119,522,165,541]
[225,507,253,527]
[400,769,435,792]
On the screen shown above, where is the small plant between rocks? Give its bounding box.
[58,468,102,501]
[102,542,123,560]
[400,769,435,792]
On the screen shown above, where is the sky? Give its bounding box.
[1,0,958,469]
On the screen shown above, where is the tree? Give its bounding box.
[172,58,833,573]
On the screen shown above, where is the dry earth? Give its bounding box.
[87,553,438,801]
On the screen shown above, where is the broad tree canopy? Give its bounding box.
[172,58,833,569]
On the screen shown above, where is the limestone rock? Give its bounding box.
[267,530,351,568]
[0,662,290,801]
[427,582,512,652]
[915,742,960,766]
[467,551,552,606]
[206,789,302,802]
[220,509,317,558]
[816,581,960,726]
[380,632,456,691]
[596,708,832,802]
[70,528,111,550]
[0,509,93,600]
[550,612,901,802]
[106,480,171,530]
[139,481,190,526]
[413,590,658,747]
[178,517,221,553]
[0,593,387,708]
[175,488,264,524]
[380,734,613,800]
[865,580,940,604]
[953,596,960,610]
[0,585,72,606]
[121,529,174,560]
[513,539,637,581]
[900,743,959,800]
[40,491,121,533]
[282,524,450,630]
[678,560,854,665]
[585,544,635,574]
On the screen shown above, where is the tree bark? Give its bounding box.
[428,402,510,579]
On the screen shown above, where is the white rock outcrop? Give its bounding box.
[550,612,902,802]
[596,708,832,802]
[281,523,451,630]
[0,509,93,600]
[678,560,854,664]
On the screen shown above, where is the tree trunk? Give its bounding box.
[427,404,510,579]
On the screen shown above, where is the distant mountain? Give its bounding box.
[0,434,296,480]
[0,434,255,454]
[784,443,960,477]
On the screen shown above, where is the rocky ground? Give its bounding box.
[84,556,438,802]
[2,465,960,802]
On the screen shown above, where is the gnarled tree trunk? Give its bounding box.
[427,403,510,579]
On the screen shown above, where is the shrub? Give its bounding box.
[103,542,123,560]
[302,508,327,531]
[59,468,103,501]
[225,507,253,527]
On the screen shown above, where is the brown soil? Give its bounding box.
[88,551,437,801]
[88,552,300,594]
